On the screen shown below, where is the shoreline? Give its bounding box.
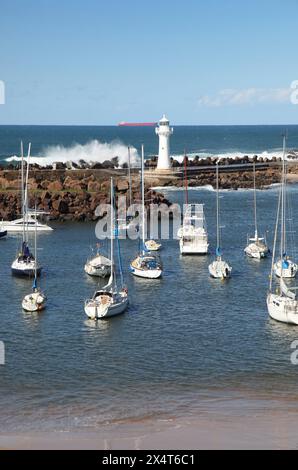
[1,391,298,449]
[1,410,297,450]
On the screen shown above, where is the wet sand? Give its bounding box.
[1,408,298,450]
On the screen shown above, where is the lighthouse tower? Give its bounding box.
[155,115,173,170]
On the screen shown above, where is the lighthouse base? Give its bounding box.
[145,168,182,179]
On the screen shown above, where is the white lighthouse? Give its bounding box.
[155,115,173,170]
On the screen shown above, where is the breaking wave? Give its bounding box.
[5,139,139,167]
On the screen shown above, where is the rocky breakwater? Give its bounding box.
[0,168,173,221]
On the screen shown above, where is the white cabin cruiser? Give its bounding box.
[178,204,209,255]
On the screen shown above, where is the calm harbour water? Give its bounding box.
[1,185,298,433]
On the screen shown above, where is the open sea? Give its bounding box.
[1,125,298,434]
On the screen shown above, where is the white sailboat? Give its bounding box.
[130,145,162,279]
[177,154,208,254]
[267,136,298,324]
[84,178,129,320]
[244,162,269,259]
[84,244,111,278]
[208,163,232,279]
[11,143,42,277]
[272,138,297,279]
[144,239,161,251]
[2,143,52,233]
[22,206,46,312]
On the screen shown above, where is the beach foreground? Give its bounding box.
[1,404,298,450]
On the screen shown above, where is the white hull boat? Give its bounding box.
[208,163,232,280]
[85,178,129,320]
[273,258,298,278]
[2,217,53,232]
[130,254,162,279]
[144,239,161,251]
[244,239,269,259]
[178,205,208,255]
[244,164,269,259]
[85,291,128,319]
[11,257,41,277]
[209,258,232,279]
[22,290,46,312]
[130,145,163,279]
[267,136,298,325]
[267,292,298,325]
[84,254,111,278]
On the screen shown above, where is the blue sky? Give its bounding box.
[0,0,297,125]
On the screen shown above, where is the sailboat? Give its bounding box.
[267,136,298,324]
[84,178,129,320]
[177,154,208,254]
[244,162,269,259]
[272,138,297,279]
[84,244,111,278]
[130,145,162,278]
[22,206,46,312]
[208,163,232,279]
[3,142,52,233]
[11,143,42,277]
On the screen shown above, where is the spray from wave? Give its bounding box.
[171,150,293,163]
[5,139,140,167]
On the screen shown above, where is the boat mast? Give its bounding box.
[24,143,31,244]
[141,145,145,254]
[20,141,25,243]
[216,162,221,259]
[33,203,37,290]
[253,162,258,239]
[184,150,188,206]
[110,177,114,287]
[128,146,132,208]
[269,184,281,292]
[280,135,286,290]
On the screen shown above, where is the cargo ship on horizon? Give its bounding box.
[118,121,157,127]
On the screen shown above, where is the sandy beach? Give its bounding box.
[1,404,298,450]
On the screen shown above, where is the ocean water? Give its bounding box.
[1,184,298,433]
[1,124,298,166]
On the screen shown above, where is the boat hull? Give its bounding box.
[11,259,42,277]
[84,263,111,278]
[179,239,209,255]
[208,259,232,279]
[267,293,298,325]
[2,218,53,232]
[144,240,162,251]
[22,292,46,312]
[244,243,268,259]
[274,260,298,278]
[130,265,162,278]
[85,297,128,319]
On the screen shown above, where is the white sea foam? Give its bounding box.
[172,150,292,163]
[152,183,282,193]
[5,140,297,168]
[5,139,139,167]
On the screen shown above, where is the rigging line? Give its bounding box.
[269,183,282,292]
[113,185,124,288]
